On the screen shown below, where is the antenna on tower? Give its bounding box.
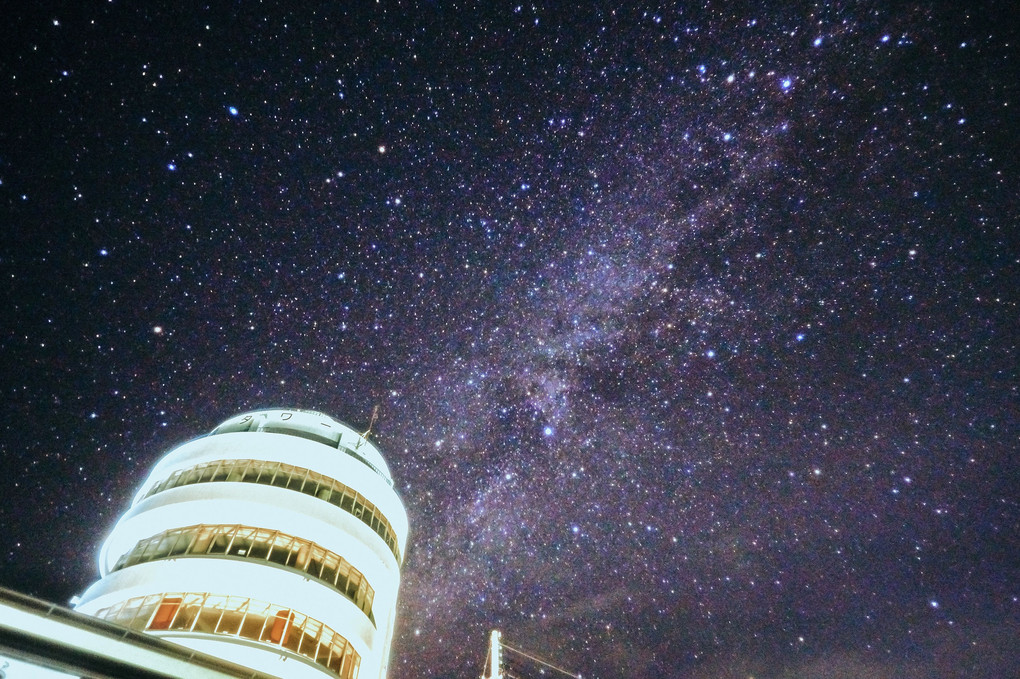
[357,405,380,448]
[481,630,502,679]
[480,630,581,679]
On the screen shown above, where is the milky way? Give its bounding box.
[1,3,1017,678]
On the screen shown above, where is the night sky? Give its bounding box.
[1,2,1017,678]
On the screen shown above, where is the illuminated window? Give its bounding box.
[269,609,293,644]
[148,596,181,630]
[112,524,375,622]
[95,593,361,679]
[144,459,402,563]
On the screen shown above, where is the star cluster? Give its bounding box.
[1,2,1017,678]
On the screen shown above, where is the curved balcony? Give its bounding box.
[142,458,402,563]
[112,524,376,622]
[93,591,360,679]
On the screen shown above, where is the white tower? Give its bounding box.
[74,409,408,679]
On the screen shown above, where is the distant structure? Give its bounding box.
[70,409,408,679]
[480,630,581,679]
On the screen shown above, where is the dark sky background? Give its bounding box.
[1,2,1017,678]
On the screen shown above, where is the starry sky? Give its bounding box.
[1,2,1017,678]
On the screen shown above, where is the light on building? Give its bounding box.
[73,409,408,679]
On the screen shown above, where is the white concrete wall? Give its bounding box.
[99,484,400,589]
[76,409,408,679]
[133,432,409,554]
[75,558,379,672]
[158,635,334,679]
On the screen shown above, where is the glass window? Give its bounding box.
[101,591,360,678]
[140,539,160,560]
[364,588,374,612]
[121,597,144,625]
[141,458,402,563]
[240,610,268,640]
[254,463,275,484]
[282,611,306,652]
[168,531,191,556]
[207,534,230,554]
[247,539,270,559]
[217,606,244,635]
[298,618,323,655]
[118,551,138,570]
[114,524,376,619]
[152,533,177,558]
[320,561,337,587]
[192,528,212,554]
[149,596,182,630]
[290,543,309,569]
[268,609,293,644]
[194,605,222,633]
[328,644,345,674]
[169,598,200,631]
[315,637,332,663]
[286,470,308,492]
[242,462,260,482]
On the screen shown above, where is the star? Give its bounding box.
[0,4,1012,678]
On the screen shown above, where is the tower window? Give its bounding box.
[148,596,182,630]
[95,592,361,679]
[144,458,403,563]
[269,609,293,645]
[112,524,377,622]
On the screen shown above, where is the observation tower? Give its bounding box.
[73,409,408,679]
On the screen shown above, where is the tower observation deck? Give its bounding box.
[73,409,409,679]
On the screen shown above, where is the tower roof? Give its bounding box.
[209,409,393,483]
